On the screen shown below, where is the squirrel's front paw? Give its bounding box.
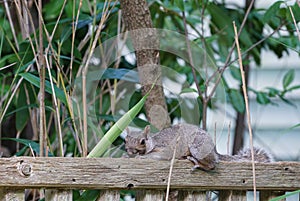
[122,153,130,158]
[135,153,164,160]
[135,155,145,159]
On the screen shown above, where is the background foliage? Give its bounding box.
[0,0,299,158]
[0,0,300,200]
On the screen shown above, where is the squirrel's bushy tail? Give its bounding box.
[218,147,273,162]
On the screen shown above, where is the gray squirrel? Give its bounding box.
[125,123,273,171]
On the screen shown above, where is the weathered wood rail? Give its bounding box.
[0,157,299,200]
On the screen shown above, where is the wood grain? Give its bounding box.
[0,157,298,190]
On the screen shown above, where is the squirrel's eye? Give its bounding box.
[140,139,145,145]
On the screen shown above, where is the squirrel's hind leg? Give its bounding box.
[186,156,213,172]
[188,134,218,171]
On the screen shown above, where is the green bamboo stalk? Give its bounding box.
[87,88,151,158]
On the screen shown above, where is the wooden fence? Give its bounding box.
[0,157,299,201]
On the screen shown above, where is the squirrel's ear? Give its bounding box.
[143,125,151,139]
[139,138,146,145]
[125,128,130,140]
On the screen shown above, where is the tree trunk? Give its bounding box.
[119,0,170,129]
[232,110,246,154]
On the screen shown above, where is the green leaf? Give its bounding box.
[73,190,81,200]
[270,190,300,201]
[76,8,119,29]
[0,54,17,68]
[19,72,67,104]
[256,92,271,105]
[1,138,53,156]
[263,1,283,23]
[287,4,300,22]
[287,84,300,92]
[266,87,280,97]
[229,89,245,113]
[207,4,233,45]
[278,94,296,107]
[101,68,139,83]
[174,0,184,11]
[60,26,72,43]
[5,104,38,118]
[281,123,300,135]
[80,69,139,83]
[87,86,152,158]
[282,69,295,89]
[180,87,198,94]
[229,66,241,81]
[43,0,65,21]
[19,60,36,73]
[75,190,100,201]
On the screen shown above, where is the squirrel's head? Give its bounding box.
[124,125,150,156]
[125,135,146,156]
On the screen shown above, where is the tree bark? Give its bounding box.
[119,0,170,129]
[232,111,246,154]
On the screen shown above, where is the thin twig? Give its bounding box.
[33,0,77,156]
[33,0,67,70]
[3,0,19,50]
[233,21,257,201]
[24,84,38,140]
[82,70,87,156]
[13,0,38,56]
[14,0,26,38]
[182,11,209,130]
[70,0,83,84]
[0,68,30,124]
[22,0,29,37]
[182,12,203,99]
[29,144,36,157]
[207,0,255,100]
[23,1,44,72]
[49,0,68,41]
[166,135,180,201]
[288,6,300,42]
[60,72,82,155]
[0,62,17,71]
[0,57,36,130]
[110,9,123,118]
[201,1,209,131]
[227,22,286,68]
[47,0,67,157]
[214,122,216,145]
[78,0,116,77]
[44,56,64,156]
[37,0,46,157]
[207,20,286,106]
[227,122,231,155]
[81,0,115,156]
[12,19,41,154]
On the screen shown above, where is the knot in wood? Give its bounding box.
[17,160,32,177]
